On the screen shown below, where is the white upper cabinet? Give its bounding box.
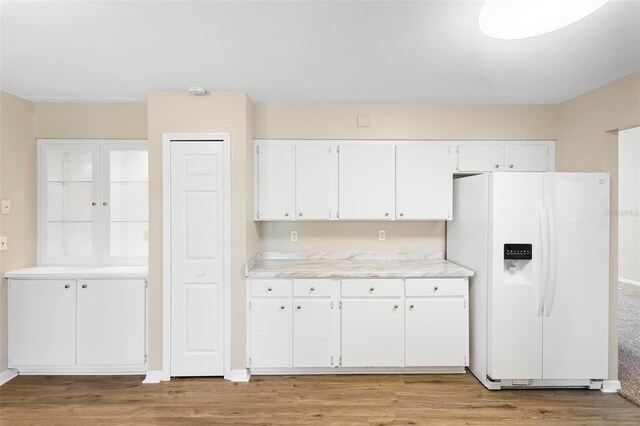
[456,143,504,172]
[396,144,452,220]
[504,144,550,172]
[295,143,335,220]
[39,140,148,266]
[339,144,395,220]
[256,144,295,220]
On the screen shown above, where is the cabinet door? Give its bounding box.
[293,300,336,367]
[257,144,294,220]
[396,144,452,220]
[250,299,291,368]
[296,144,335,220]
[8,280,76,366]
[77,279,146,365]
[40,143,101,265]
[341,300,404,367]
[338,144,394,219]
[456,144,504,172]
[504,144,549,172]
[405,299,467,367]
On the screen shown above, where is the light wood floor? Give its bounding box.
[1,373,638,425]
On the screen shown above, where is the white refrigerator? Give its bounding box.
[447,173,610,390]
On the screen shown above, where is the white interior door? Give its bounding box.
[171,141,225,376]
[542,173,609,379]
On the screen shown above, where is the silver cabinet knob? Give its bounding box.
[64,284,71,289]
[298,212,303,217]
[296,305,302,310]
[393,304,399,309]
[399,213,404,217]
[369,287,375,292]
[495,164,500,169]
[433,286,439,292]
[82,284,87,289]
[284,212,289,217]
[310,287,315,292]
[509,164,514,169]
[409,304,415,310]
[384,212,389,217]
[280,305,285,310]
[267,287,272,292]
[91,202,97,206]
[102,201,108,206]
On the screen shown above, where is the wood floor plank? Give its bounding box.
[1,373,638,425]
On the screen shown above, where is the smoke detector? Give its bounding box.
[188,87,207,96]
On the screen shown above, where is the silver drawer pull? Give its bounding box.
[284,212,289,217]
[509,164,514,169]
[280,305,285,310]
[369,287,375,292]
[64,284,71,289]
[495,164,500,169]
[310,287,315,292]
[433,286,439,292]
[384,212,389,217]
[267,287,272,292]
[393,304,399,310]
[296,305,302,310]
[409,304,415,310]
[82,284,87,289]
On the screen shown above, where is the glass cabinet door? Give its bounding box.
[40,144,101,264]
[101,143,149,264]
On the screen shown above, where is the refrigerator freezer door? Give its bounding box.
[488,173,545,380]
[542,173,609,380]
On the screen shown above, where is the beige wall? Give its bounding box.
[557,72,640,380]
[254,103,559,254]
[0,92,37,371]
[147,92,256,370]
[34,103,147,139]
[618,126,640,283]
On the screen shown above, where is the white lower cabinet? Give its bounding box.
[341,299,404,367]
[8,277,147,372]
[248,277,469,372]
[250,299,291,368]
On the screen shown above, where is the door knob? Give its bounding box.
[280,305,285,310]
[64,284,71,289]
[82,284,87,289]
[91,202,97,206]
[409,304,415,310]
[284,212,289,217]
[433,286,439,292]
[267,287,273,292]
[298,212,303,217]
[495,164,500,169]
[297,305,302,310]
[509,164,514,169]
[369,287,375,292]
[310,287,315,292]
[384,212,389,217]
[399,213,404,217]
[393,304,399,310]
[102,201,108,206]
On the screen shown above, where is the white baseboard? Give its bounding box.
[619,277,640,287]
[601,380,622,393]
[225,369,251,382]
[0,369,18,386]
[142,370,164,384]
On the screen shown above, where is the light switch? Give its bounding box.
[1,200,10,215]
[378,230,386,241]
[357,115,370,128]
[0,236,7,251]
[290,231,298,242]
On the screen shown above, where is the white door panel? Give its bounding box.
[250,299,291,368]
[296,144,334,220]
[542,173,609,379]
[339,144,394,219]
[293,300,335,367]
[488,173,544,380]
[505,145,549,172]
[8,280,76,367]
[257,144,294,220]
[396,144,452,220]
[78,279,145,365]
[171,141,225,376]
[457,144,503,172]
[405,299,467,367]
[341,299,403,367]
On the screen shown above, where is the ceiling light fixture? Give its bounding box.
[479,0,611,40]
[188,86,207,96]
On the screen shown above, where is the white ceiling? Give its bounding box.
[2,0,639,104]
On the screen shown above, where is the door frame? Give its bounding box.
[162,133,231,380]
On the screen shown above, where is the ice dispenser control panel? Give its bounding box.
[504,243,532,260]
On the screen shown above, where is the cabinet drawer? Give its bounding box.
[406,278,467,297]
[342,279,403,298]
[293,279,333,297]
[251,279,291,297]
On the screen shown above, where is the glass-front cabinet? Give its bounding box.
[38,140,148,265]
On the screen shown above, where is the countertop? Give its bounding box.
[245,252,474,279]
[4,266,148,279]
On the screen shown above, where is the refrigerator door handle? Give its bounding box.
[544,200,558,317]
[537,199,549,317]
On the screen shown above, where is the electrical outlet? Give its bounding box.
[1,200,10,215]
[0,236,7,251]
[378,230,385,241]
[290,231,298,242]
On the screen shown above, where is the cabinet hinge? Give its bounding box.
[256,211,259,219]
[464,300,467,309]
[329,146,332,153]
[336,210,339,218]
[144,279,148,288]
[249,301,252,310]
[144,354,148,363]
[337,146,340,154]
[331,356,334,366]
[339,301,342,309]
[331,300,334,309]
[248,357,252,367]
[339,357,342,366]
[256,146,259,154]
[464,355,467,365]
